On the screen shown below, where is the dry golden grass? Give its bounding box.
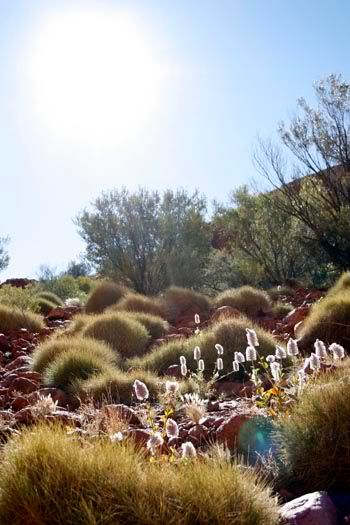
[114,292,166,318]
[0,425,279,525]
[107,309,169,340]
[214,286,272,318]
[85,280,127,314]
[35,291,64,306]
[0,305,44,332]
[82,312,150,359]
[163,286,211,322]
[326,271,350,297]
[31,335,119,374]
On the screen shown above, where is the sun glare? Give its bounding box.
[23,8,165,149]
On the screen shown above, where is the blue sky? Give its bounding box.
[0,0,349,279]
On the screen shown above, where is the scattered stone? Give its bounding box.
[280,491,337,525]
[102,404,141,425]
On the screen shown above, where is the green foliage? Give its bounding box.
[108,310,169,340]
[0,236,9,273]
[115,293,166,318]
[215,286,272,317]
[35,291,63,306]
[78,368,160,405]
[0,305,44,332]
[37,274,81,301]
[267,286,295,302]
[276,375,350,492]
[0,285,39,312]
[31,336,119,374]
[76,188,211,294]
[83,312,150,358]
[300,291,350,350]
[85,280,127,314]
[130,317,279,377]
[43,349,113,392]
[35,298,57,315]
[0,426,279,525]
[163,286,211,322]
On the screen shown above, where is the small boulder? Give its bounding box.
[280,491,337,525]
[102,404,141,426]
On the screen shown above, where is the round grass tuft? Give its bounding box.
[214,286,272,318]
[0,305,44,333]
[114,293,166,318]
[83,312,150,358]
[107,309,169,340]
[163,286,211,322]
[35,291,64,306]
[85,281,127,314]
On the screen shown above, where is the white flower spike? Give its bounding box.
[133,380,149,401]
[246,328,259,347]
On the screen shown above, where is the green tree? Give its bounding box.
[0,236,9,274]
[255,74,350,270]
[75,188,210,294]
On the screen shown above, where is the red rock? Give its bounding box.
[11,396,30,411]
[10,377,38,394]
[188,424,209,442]
[216,414,252,449]
[0,334,10,351]
[164,364,182,378]
[211,306,241,323]
[5,355,32,371]
[14,406,35,424]
[284,307,309,327]
[27,388,67,407]
[102,404,141,425]
[17,371,41,383]
[2,374,18,388]
[177,327,193,337]
[45,411,81,426]
[214,381,254,398]
[127,429,151,447]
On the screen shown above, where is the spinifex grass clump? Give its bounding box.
[107,309,169,340]
[31,336,119,374]
[275,375,350,493]
[35,291,64,306]
[56,314,92,338]
[267,286,295,302]
[272,302,293,319]
[130,317,279,377]
[214,286,272,318]
[162,286,211,322]
[115,292,166,318]
[0,425,279,525]
[85,280,127,314]
[83,312,150,358]
[34,297,57,315]
[0,305,44,332]
[299,292,350,350]
[78,368,160,405]
[326,271,350,297]
[43,350,114,392]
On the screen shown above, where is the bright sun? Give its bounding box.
[24,8,165,149]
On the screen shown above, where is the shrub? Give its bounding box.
[35,291,63,306]
[271,302,294,318]
[214,286,272,317]
[275,375,350,493]
[107,309,169,340]
[85,281,127,314]
[0,285,39,312]
[327,271,350,297]
[299,292,350,350]
[162,286,211,322]
[78,368,160,405]
[31,336,119,374]
[83,312,150,358]
[0,305,44,332]
[130,317,279,376]
[267,286,295,302]
[115,293,166,318]
[35,298,57,316]
[0,426,279,525]
[38,275,81,301]
[43,350,114,392]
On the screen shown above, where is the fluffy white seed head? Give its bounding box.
[232,360,239,372]
[181,364,188,377]
[110,432,123,443]
[198,359,205,371]
[270,361,281,382]
[266,355,276,363]
[309,353,321,370]
[133,380,149,401]
[246,346,257,361]
[147,432,164,453]
[194,314,200,325]
[215,343,224,355]
[181,441,197,458]
[246,328,259,347]
[165,418,179,438]
[275,346,287,359]
[329,342,345,359]
[216,357,224,371]
[314,339,327,359]
[165,381,179,395]
[234,351,245,363]
[180,355,187,366]
[287,338,299,356]
[193,346,201,360]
